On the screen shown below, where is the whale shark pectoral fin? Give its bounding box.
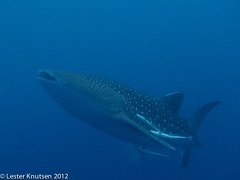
[136,146,169,158]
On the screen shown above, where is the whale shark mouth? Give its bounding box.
[38,70,58,82]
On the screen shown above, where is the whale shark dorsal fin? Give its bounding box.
[158,92,184,115]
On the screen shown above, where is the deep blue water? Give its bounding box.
[0,0,239,179]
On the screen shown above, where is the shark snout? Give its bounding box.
[38,70,58,82]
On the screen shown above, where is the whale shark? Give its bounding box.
[38,70,220,168]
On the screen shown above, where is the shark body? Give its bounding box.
[38,70,220,168]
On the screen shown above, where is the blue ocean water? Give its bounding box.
[0,0,239,179]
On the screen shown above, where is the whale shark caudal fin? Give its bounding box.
[189,101,221,136]
[182,148,191,168]
[181,101,221,169]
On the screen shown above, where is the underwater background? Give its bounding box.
[0,0,239,179]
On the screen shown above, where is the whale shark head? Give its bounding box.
[38,70,126,114]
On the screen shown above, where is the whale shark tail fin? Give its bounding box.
[181,101,221,168]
